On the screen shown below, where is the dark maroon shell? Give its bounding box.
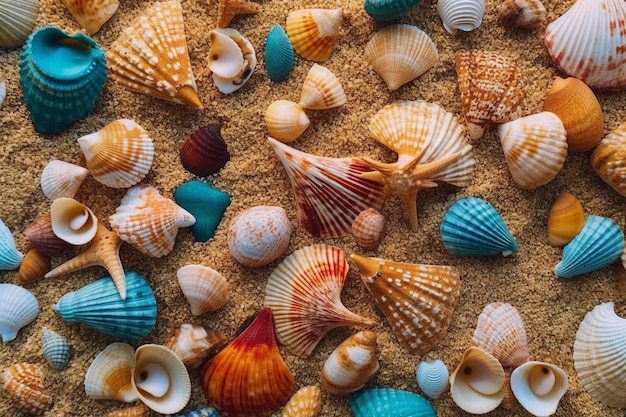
[180,124,230,176]
[23,213,72,257]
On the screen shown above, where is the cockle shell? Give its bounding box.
[0,0,37,48]
[363,24,438,91]
[416,357,449,399]
[299,64,346,110]
[498,0,546,28]
[164,323,227,369]
[23,213,72,257]
[201,307,295,417]
[40,160,89,200]
[0,283,39,343]
[179,124,230,177]
[176,264,230,315]
[62,0,119,34]
[455,49,527,140]
[437,0,485,35]
[547,191,584,247]
[1,363,52,416]
[264,245,377,358]
[41,327,70,370]
[351,208,385,249]
[510,361,568,417]
[320,330,380,395]
[545,0,626,89]
[217,0,260,29]
[105,404,153,417]
[350,388,437,417]
[286,8,342,61]
[573,302,626,408]
[106,0,203,108]
[265,100,310,142]
[208,28,256,94]
[17,248,51,284]
[0,218,24,270]
[350,253,461,355]
[173,180,231,242]
[591,121,626,197]
[265,24,295,82]
[84,342,138,402]
[497,111,568,189]
[50,197,98,245]
[281,385,321,417]
[78,119,154,189]
[364,0,423,21]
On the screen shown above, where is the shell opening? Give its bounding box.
[69,209,90,231]
[135,363,171,398]
[464,360,502,395]
[528,366,555,396]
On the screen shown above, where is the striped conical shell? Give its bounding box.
[41,328,70,370]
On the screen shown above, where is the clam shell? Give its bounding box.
[50,197,98,245]
[217,0,260,29]
[17,248,51,284]
[176,264,230,315]
[281,385,321,417]
[1,363,52,416]
[164,323,227,369]
[416,358,449,399]
[498,0,546,28]
[23,213,72,257]
[573,302,626,408]
[547,191,584,247]
[0,218,24,270]
[105,404,153,417]
[263,245,377,358]
[545,0,626,89]
[0,0,37,48]
[351,253,461,355]
[437,0,485,35]
[265,100,310,142]
[0,283,39,343]
[84,342,138,402]
[78,119,154,189]
[41,327,70,370]
[179,124,230,177]
[265,24,295,82]
[209,28,256,94]
[363,24,438,91]
[364,0,423,21]
[497,111,567,189]
[62,0,119,34]
[351,207,385,249]
[299,63,346,110]
[350,388,437,417]
[40,160,89,200]
[591,121,626,197]
[105,0,203,108]
[286,8,342,61]
[510,361,568,416]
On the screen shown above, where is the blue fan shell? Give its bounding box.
[265,24,295,82]
[350,388,436,417]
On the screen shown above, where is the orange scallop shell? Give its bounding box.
[286,9,342,61]
[1,363,52,416]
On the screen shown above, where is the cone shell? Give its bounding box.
[23,213,72,257]
[265,100,310,142]
[265,24,295,82]
[176,264,230,315]
[591,121,626,197]
[40,160,89,200]
[105,404,153,417]
[437,0,485,35]
[498,0,546,28]
[573,302,626,408]
[217,0,260,29]
[0,283,39,343]
[416,357,449,399]
[1,363,52,416]
[164,323,227,369]
[62,0,119,34]
[299,64,346,110]
[41,327,70,370]
[50,197,98,245]
[455,49,527,140]
[364,24,438,91]
[351,208,385,249]
[545,0,626,89]
[0,0,37,48]
[0,218,24,270]
[286,8,342,61]
[350,388,437,417]
[547,191,584,247]
[209,28,256,94]
[17,248,51,284]
[364,0,423,21]
[179,124,230,177]
[320,330,380,395]
[510,361,568,416]
[281,385,321,417]
[105,0,203,108]
[201,307,295,417]
[84,342,138,402]
[264,245,377,358]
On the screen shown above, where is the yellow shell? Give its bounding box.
[547,191,585,247]
[281,385,322,417]
[1,363,52,417]
[286,8,342,61]
[62,0,119,34]
[590,121,626,197]
[265,100,310,143]
[299,64,346,110]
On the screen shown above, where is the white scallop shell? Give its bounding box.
[209,28,256,94]
[41,327,70,370]
[176,264,230,315]
[50,198,98,245]
[0,283,39,343]
[437,0,486,35]
[510,361,568,417]
[416,357,449,399]
[40,160,89,200]
[0,218,24,270]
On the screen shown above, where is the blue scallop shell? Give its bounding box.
[350,388,436,417]
[364,0,423,21]
[440,197,517,256]
[174,180,231,242]
[173,408,221,417]
[265,24,294,82]
[0,219,23,270]
[41,327,70,370]
[52,271,156,341]
[555,215,624,278]
[19,26,107,133]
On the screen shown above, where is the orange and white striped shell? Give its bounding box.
[40,160,88,200]
[265,100,310,142]
[164,323,227,369]
[62,0,119,34]
[591,121,626,197]
[351,208,385,249]
[286,8,342,61]
[299,64,346,110]
[1,363,52,416]
[281,385,322,417]
[176,264,230,315]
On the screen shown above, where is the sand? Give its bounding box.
[1,0,625,416]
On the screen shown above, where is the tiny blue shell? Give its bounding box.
[350,388,437,417]
[172,408,221,417]
[174,180,231,242]
[416,358,449,399]
[42,327,70,370]
[265,24,295,82]
[555,215,624,278]
[364,0,423,21]
[440,197,517,257]
[0,219,23,270]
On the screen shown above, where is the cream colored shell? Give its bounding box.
[176,264,230,315]
[62,0,119,34]
[50,198,98,245]
[299,64,346,110]
[40,160,89,200]
[265,100,310,143]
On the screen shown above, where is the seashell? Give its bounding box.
[350,253,461,355]
[227,205,292,267]
[350,388,437,417]
[0,79,5,108]
[441,197,517,257]
[591,121,626,197]
[363,0,423,21]
[110,184,196,258]
[543,77,603,153]
[78,119,155,189]
[217,0,260,28]
[173,180,231,242]
[52,271,157,341]
[497,111,568,189]
[50,197,98,245]
[62,0,119,34]
[17,249,51,284]
[299,64,346,110]
[361,100,475,231]
[23,213,72,257]
[455,49,527,140]
[501,371,515,410]
[286,8,342,61]
[449,346,506,414]
[0,363,52,416]
[0,219,24,270]
[321,330,380,395]
[105,404,153,417]
[41,327,70,370]
[555,215,624,278]
[40,160,88,200]
[265,99,310,143]
[164,323,227,369]
[472,302,530,368]
[264,245,377,358]
[0,283,39,343]
[176,264,230,315]
[201,307,295,417]
[179,124,230,177]
[547,191,584,247]
[0,0,38,48]
[265,24,295,82]
[281,385,321,417]
[363,24,438,91]
[268,137,385,238]
[498,0,546,28]
[19,26,107,133]
[105,0,203,108]
[510,361,568,417]
[416,357,449,399]
[209,28,256,94]
[173,409,220,417]
[351,207,385,249]
[437,0,485,35]
[545,0,626,89]
[573,302,626,408]
[84,342,138,402]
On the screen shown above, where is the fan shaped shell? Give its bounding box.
[437,0,485,35]
[281,385,321,417]
[62,0,119,34]
[84,342,138,402]
[40,160,89,200]
[0,218,24,270]
[179,123,230,177]
[299,64,346,110]
[0,283,39,343]
[176,264,230,315]
[41,328,70,370]
[416,358,449,399]
[0,0,38,48]
[265,100,310,142]
[265,24,295,82]
[364,0,423,21]
[286,8,342,61]
[1,363,52,416]
[23,213,72,257]
[350,388,437,417]
[591,121,626,197]
[351,208,385,249]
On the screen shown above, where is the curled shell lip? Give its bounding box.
[50,198,98,245]
[510,361,568,417]
[208,30,245,78]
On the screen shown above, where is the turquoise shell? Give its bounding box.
[350,388,436,417]
[440,197,517,257]
[364,0,423,21]
[0,219,23,270]
[41,327,70,370]
[265,24,294,82]
[174,180,231,242]
[18,26,107,133]
[52,271,156,341]
[174,408,220,417]
[555,215,624,278]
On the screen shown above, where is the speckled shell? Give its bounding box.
[498,0,546,28]
[217,0,260,28]
[41,327,70,370]
[281,385,322,417]
[0,0,37,48]
[437,0,485,35]
[179,124,230,176]
[591,121,626,197]
[265,100,310,142]
[164,323,227,369]
[84,342,138,402]
[0,218,24,270]
[0,283,39,343]
[299,64,346,110]
[350,388,437,417]
[1,363,52,416]
[364,0,423,21]
[40,160,89,200]
[50,197,98,245]
[547,191,585,247]
[351,208,385,249]
[62,0,119,34]
[176,264,230,315]
[17,248,51,284]
[286,8,342,61]
[510,361,569,416]
[209,28,256,94]
[265,24,295,82]
[416,358,449,399]
[23,213,72,257]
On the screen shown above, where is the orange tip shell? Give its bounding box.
[547,191,584,247]
[286,8,342,61]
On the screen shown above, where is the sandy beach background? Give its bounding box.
[1,0,625,416]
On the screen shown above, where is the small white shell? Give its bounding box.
[40,160,89,200]
[209,28,256,94]
[41,327,70,370]
[0,284,39,343]
[0,218,24,270]
[50,198,98,245]
[0,80,6,108]
[437,0,486,35]
[208,29,245,78]
[510,361,568,417]
[416,357,449,399]
[176,264,230,315]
